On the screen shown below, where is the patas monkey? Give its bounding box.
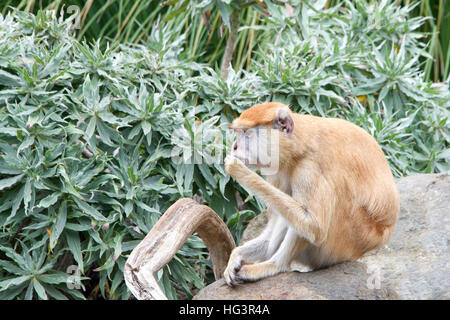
[224,102,398,286]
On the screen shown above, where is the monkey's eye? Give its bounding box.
[246,128,258,137]
[235,128,248,135]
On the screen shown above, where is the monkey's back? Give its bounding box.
[294,115,399,264]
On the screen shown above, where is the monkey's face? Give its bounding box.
[229,105,294,174]
[231,126,279,170]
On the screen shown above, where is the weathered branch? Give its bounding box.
[124,198,236,300]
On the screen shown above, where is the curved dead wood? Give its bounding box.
[124,198,236,300]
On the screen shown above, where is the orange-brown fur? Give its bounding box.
[231,102,291,128]
[223,102,399,285]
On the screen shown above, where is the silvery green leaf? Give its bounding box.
[0,69,21,86]
[0,127,18,136]
[142,120,152,136]
[217,0,231,29]
[8,185,24,222]
[32,279,48,300]
[85,117,96,139]
[17,136,35,155]
[0,276,32,291]
[23,178,32,215]
[73,198,109,222]
[98,110,120,126]
[65,231,84,273]
[0,174,25,191]
[40,285,68,300]
[49,201,67,250]
[0,260,25,275]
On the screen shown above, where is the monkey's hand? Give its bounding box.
[225,154,268,189]
[225,155,249,178]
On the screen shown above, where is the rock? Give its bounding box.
[240,210,268,245]
[194,173,449,300]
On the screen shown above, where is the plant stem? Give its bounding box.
[221,10,240,80]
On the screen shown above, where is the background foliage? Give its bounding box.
[1,0,448,82]
[0,0,449,299]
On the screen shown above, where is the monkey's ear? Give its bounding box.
[273,108,294,136]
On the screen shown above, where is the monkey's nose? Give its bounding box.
[233,142,237,151]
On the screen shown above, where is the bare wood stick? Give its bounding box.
[124,198,236,300]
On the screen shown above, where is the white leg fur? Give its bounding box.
[225,222,311,284]
[224,214,283,286]
[230,227,298,282]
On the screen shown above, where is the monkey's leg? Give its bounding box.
[234,227,309,283]
[224,214,287,286]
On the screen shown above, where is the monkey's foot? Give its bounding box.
[226,261,284,286]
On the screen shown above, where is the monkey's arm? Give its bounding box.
[225,155,324,245]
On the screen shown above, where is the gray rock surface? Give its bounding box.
[194,173,449,300]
